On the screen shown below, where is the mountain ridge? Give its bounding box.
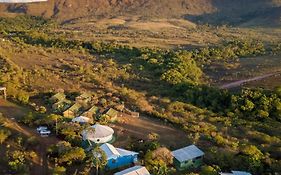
[0,0,280,26]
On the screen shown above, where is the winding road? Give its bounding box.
[219,72,281,89]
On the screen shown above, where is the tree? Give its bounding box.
[275,86,281,97]
[161,53,202,85]
[7,150,28,173]
[22,112,35,126]
[239,145,264,173]
[88,146,107,175]
[0,129,11,144]
[16,90,29,104]
[58,147,86,165]
[145,147,174,175]
[52,166,66,175]
[200,166,217,175]
[46,114,63,134]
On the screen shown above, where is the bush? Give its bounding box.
[22,112,35,126]
[0,128,11,144]
[200,166,218,175]
[52,166,66,175]
[17,91,29,104]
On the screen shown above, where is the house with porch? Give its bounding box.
[172,145,204,171]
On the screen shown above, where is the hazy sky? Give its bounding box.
[0,0,47,3]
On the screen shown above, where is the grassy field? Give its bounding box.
[62,18,281,49]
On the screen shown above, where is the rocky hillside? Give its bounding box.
[0,0,280,26]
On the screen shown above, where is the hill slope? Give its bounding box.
[0,0,280,26]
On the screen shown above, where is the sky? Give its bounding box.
[0,0,47,3]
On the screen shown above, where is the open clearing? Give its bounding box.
[111,115,188,150]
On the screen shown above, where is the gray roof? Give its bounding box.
[220,171,252,175]
[72,116,91,123]
[172,145,204,162]
[114,166,150,175]
[82,124,114,140]
[232,171,252,175]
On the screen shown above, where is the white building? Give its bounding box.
[114,166,150,175]
[81,124,114,144]
[72,116,92,124]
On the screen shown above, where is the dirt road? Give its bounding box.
[219,72,281,89]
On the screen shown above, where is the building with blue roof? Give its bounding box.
[100,143,138,170]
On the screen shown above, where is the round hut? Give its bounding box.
[81,124,114,144]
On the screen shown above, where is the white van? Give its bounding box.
[39,130,51,137]
[37,126,48,133]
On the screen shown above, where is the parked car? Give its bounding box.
[39,130,51,137]
[37,126,48,133]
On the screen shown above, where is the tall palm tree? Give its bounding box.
[87,146,107,175]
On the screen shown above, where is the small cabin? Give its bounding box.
[50,92,66,103]
[82,105,99,119]
[172,145,204,171]
[100,143,138,170]
[104,108,118,122]
[72,116,93,124]
[75,92,92,106]
[63,103,82,118]
[52,99,72,112]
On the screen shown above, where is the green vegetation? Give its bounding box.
[0,128,11,144]
[48,141,86,166]
[0,113,39,174]
[87,146,108,175]
[0,16,281,175]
